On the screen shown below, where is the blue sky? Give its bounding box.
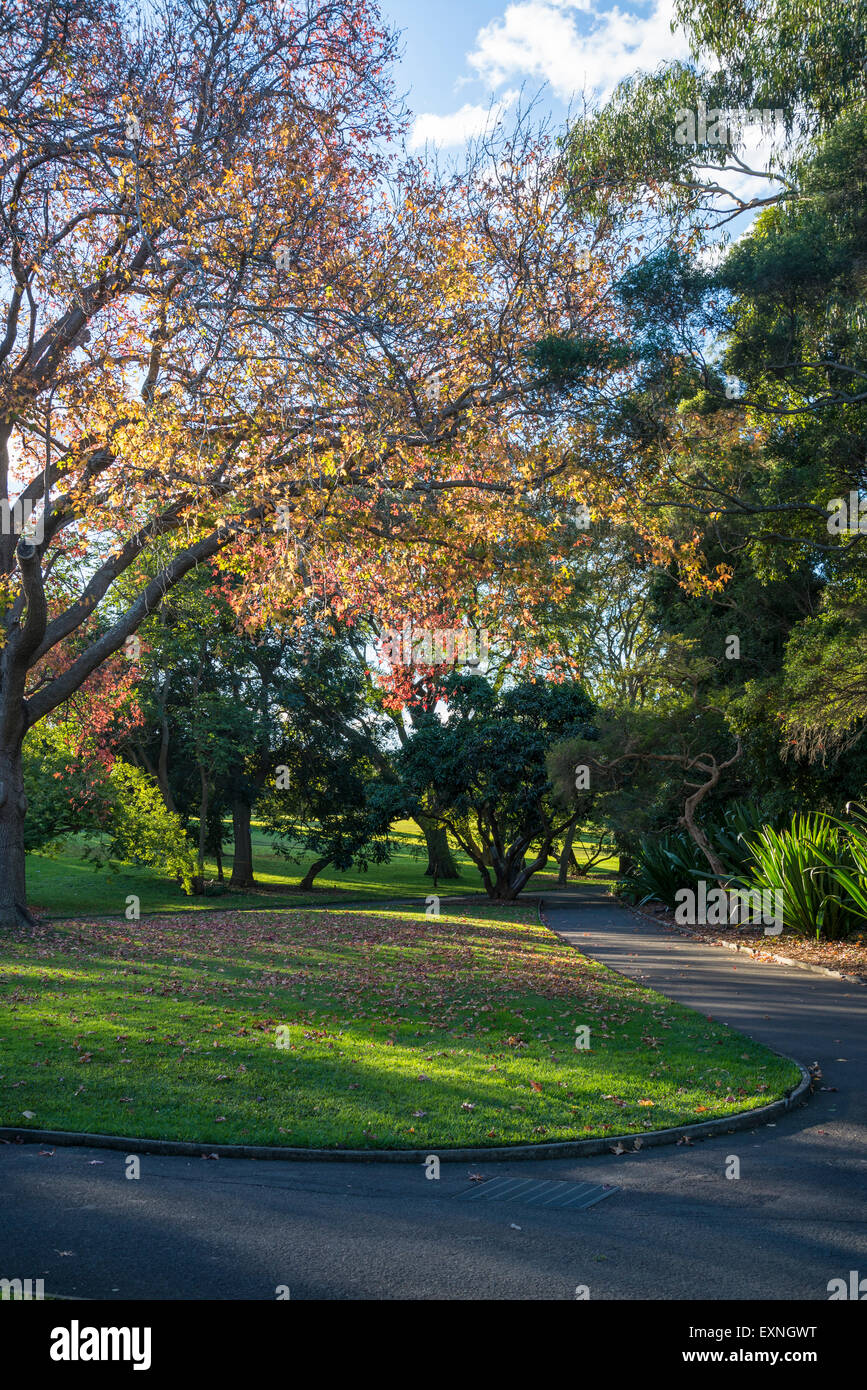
[380,0,692,148]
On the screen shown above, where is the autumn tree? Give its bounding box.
[0,0,642,927]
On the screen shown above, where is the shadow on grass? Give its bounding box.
[0,903,801,1150]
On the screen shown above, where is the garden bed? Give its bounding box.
[628,901,867,980]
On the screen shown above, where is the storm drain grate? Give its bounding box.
[455,1178,620,1210]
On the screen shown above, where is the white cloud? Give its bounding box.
[409,92,519,150]
[468,0,689,105]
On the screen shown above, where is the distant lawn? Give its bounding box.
[0,902,799,1150]
[25,822,620,919]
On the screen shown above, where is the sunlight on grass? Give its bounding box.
[0,903,800,1149]
[26,822,619,919]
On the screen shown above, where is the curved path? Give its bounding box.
[1,887,864,1300]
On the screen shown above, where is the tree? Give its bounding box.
[377,673,597,902]
[0,0,640,926]
[555,0,867,780]
[550,699,743,881]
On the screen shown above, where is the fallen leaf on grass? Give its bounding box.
[21,1111,35,1119]
[460,1101,476,1111]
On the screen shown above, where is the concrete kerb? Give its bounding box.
[621,899,867,986]
[0,1071,811,1164]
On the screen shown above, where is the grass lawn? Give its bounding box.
[25,821,483,919]
[25,822,620,919]
[0,902,800,1150]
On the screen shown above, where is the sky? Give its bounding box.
[380,0,784,230]
[380,0,692,149]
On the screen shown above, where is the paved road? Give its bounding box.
[2,889,865,1300]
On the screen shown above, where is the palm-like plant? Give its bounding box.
[744,813,859,941]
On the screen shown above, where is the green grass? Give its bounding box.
[0,902,800,1150]
[25,821,620,919]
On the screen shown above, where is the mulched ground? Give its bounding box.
[625,901,867,982]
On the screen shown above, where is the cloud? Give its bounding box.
[468,0,690,105]
[409,92,519,150]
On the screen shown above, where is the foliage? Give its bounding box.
[22,723,112,852]
[94,763,196,895]
[378,673,597,901]
[616,830,707,908]
[742,813,861,940]
[616,804,775,908]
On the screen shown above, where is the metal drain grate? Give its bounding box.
[455,1178,619,1210]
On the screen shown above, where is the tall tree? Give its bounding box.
[0,0,637,925]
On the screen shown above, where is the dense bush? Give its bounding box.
[99,764,196,895]
[24,727,196,894]
[619,805,867,941]
[616,805,771,908]
[743,815,855,940]
[616,831,706,908]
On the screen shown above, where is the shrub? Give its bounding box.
[616,831,706,908]
[742,813,861,940]
[86,763,197,895]
[809,804,867,934]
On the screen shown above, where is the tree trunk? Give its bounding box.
[415,816,460,879]
[0,735,36,928]
[558,823,577,886]
[197,764,210,880]
[299,855,331,891]
[230,798,255,888]
[157,712,176,813]
[485,837,550,902]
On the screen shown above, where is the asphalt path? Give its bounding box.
[2,887,864,1300]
